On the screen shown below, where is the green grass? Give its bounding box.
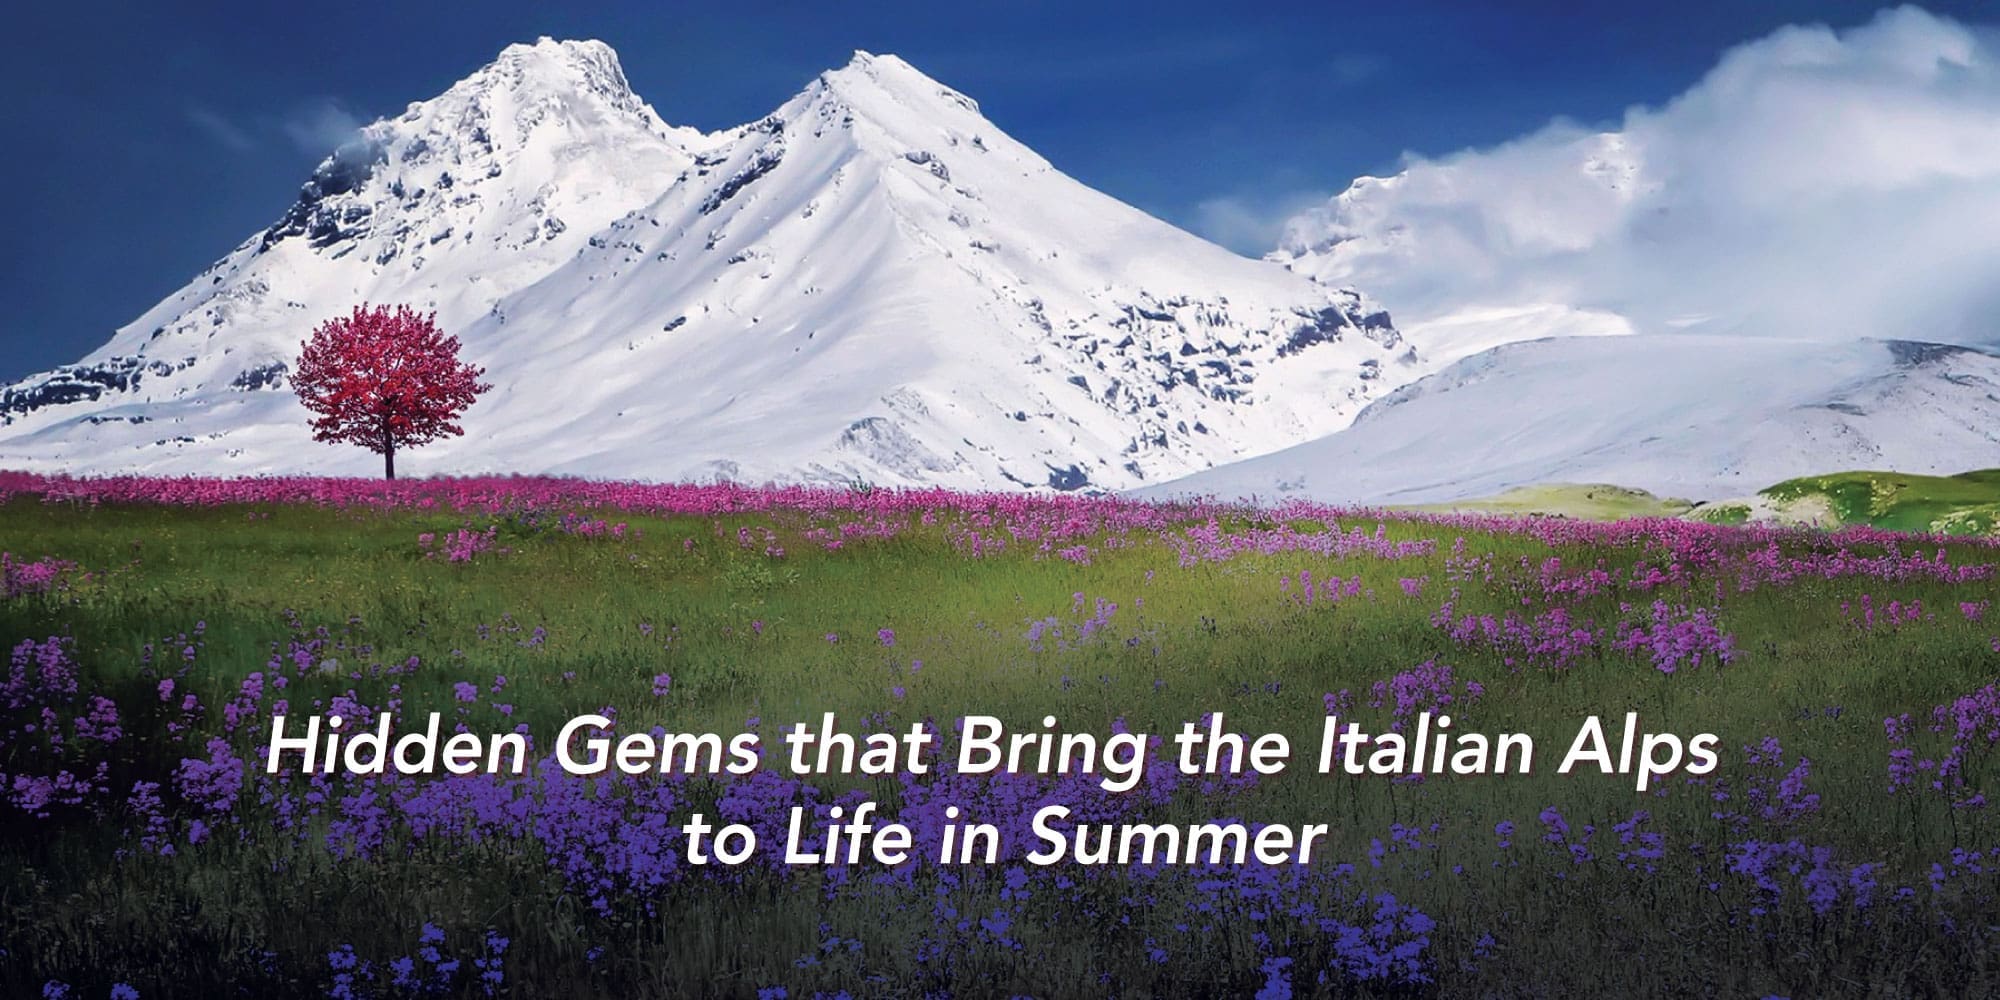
[1404,483,1695,520]
[1686,501,1753,526]
[1412,469,2000,535]
[2,495,1998,996]
[1761,468,2000,534]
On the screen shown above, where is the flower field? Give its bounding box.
[3,471,1998,997]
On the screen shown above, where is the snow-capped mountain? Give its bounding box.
[0,40,1411,490]
[2,39,698,439]
[1140,336,2000,505]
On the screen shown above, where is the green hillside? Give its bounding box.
[1406,482,1695,520]
[1757,468,2000,535]
[1421,470,2000,535]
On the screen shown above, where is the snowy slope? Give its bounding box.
[1139,336,2000,505]
[0,43,1411,489]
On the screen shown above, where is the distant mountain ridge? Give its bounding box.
[1140,336,2000,504]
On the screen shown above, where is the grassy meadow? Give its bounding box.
[2,475,1998,997]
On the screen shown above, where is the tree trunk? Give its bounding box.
[378,414,399,480]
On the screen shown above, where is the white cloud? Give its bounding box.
[1280,6,2000,347]
[1188,190,1330,255]
[184,106,257,151]
[281,98,364,155]
[1327,52,1386,87]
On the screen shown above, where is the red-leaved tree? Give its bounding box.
[290,304,490,479]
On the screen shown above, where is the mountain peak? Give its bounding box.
[817,50,982,118]
[490,37,627,82]
[431,36,653,125]
[248,36,691,260]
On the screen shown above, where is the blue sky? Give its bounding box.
[2,1,1986,380]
